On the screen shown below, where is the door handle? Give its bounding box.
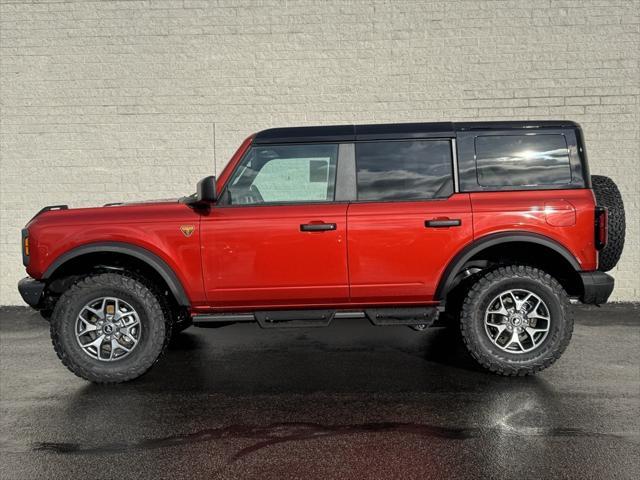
[425,218,461,228]
[300,223,337,232]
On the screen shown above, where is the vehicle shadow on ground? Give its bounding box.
[66,323,524,395]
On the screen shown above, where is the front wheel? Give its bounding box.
[50,273,168,383]
[460,265,573,376]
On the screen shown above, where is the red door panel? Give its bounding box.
[347,194,473,304]
[201,204,349,309]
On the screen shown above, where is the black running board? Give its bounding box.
[255,310,334,328]
[365,307,438,326]
[192,307,440,329]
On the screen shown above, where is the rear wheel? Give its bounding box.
[460,265,573,376]
[50,272,168,383]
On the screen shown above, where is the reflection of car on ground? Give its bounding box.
[18,121,626,382]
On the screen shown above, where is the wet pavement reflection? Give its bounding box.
[1,305,638,479]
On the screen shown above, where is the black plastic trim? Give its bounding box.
[300,223,336,232]
[365,307,438,326]
[254,125,355,144]
[31,205,68,221]
[335,143,357,201]
[18,277,46,308]
[193,313,255,324]
[42,242,190,306]
[435,232,582,300]
[456,128,587,192]
[425,219,461,228]
[253,121,579,144]
[579,271,614,305]
[255,310,335,328]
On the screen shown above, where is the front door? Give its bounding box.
[201,143,349,308]
[347,138,473,304]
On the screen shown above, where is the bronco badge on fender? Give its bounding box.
[180,225,195,237]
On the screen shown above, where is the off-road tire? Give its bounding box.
[50,272,168,383]
[591,175,625,272]
[460,265,573,376]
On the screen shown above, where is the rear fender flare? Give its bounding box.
[435,232,581,301]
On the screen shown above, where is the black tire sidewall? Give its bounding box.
[592,175,625,272]
[52,274,166,381]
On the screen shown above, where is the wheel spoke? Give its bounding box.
[486,319,505,327]
[82,334,106,359]
[491,324,507,338]
[505,330,524,351]
[529,310,550,321]
[78,318,98,334]
[120,332,138,345]
[115,338,131,352]
[117,311,138,323]
[487,296,509,316]
[522,293,540,312]
[506,291,520,310]
[525,326,548,344]
[109,338,129,360]
[85,306,104,320]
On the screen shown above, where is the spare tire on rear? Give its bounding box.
[591,175,625,272]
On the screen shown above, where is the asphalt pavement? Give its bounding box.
[1,304,639,479]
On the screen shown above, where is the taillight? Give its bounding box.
[21,228,30,266]
[595,206,608,250]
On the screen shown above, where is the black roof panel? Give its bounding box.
[253,125,355,144]
[253,120,579,144]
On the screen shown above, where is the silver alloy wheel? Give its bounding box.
[75,297,142,361]
[484,289,551,354]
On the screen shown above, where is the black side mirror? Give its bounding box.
[196,175,217,203]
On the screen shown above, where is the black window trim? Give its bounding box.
[473,132,573,188]
[456,128,587,193]
[215,138,460,208]
[351,137,458,204]
[216,141,345,208]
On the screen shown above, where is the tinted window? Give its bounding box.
[475,134,571,187]
[355,140,453,201]
[222,144,338,205]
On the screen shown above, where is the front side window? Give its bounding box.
[475,134,572,187]
[221,144,338,205]
[355,140,453,201]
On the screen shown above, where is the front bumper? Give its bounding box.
[18,277,45,308]
[579,271,614,305]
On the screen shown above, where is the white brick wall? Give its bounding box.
[1,0,638,304]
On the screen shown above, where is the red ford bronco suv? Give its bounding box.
[18,121,625,383]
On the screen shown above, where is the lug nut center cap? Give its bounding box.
[103,324,115,334]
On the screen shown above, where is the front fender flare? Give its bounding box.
[43,242,190,306]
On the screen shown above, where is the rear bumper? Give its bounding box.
[579,271,614,305]
[18,277,45,308]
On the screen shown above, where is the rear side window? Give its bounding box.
[355,140,453,201]
[475,134,572,187]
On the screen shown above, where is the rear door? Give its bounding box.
[200,143,350,308]
[347,139,473,304]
